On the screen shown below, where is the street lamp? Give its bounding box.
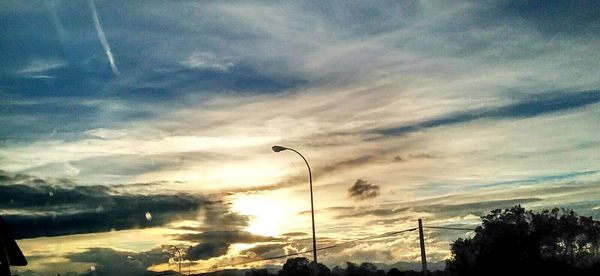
[171,245,182,275]
[271,145,318,263]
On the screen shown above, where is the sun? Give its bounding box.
[230,194,285,237]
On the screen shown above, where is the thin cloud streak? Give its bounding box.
[89,0,119,76]
[374,90,600,138]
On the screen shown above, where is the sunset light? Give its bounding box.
[231,194,285,237]
[1,1,599,275]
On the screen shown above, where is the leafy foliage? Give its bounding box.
[446,205,600,275]
[278,257,330,276]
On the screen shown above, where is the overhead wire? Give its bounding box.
[159,227,419,275]
[424,226,476,231]
[154,224,476,275]
[202,227,418,271]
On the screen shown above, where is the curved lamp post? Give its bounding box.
[272,145,318,263]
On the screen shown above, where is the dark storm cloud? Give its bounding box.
[0,173,214,238]
[174,230,279,261]
[1,186,205,239]
[240,243,287,258]
[199,202,249,231]
[187,242,229,261]
[67,247,171,275]
[169,208,265,261]
[348,179,380,200]
[376,90,600,138]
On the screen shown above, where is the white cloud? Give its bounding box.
[16,58,67,75]
[84,128,128,140]
[181,51,234,71]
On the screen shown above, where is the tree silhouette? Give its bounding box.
[279,257,330,276]
[279,257,310,276]
[446,205,600,275]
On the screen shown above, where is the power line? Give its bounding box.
[154,225,476,275]
[160,227,419,275]
[424,226,476,231]
[203,227,418,270]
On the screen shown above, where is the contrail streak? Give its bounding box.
[89,0,119,76]
[45,1,70,44]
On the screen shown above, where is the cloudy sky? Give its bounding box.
[1,0,599,274]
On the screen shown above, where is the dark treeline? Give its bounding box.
[244,258,447,276]
[240,206,600,276]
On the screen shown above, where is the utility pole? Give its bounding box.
[418,219,428,275]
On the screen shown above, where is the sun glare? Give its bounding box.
[231,194,285,237]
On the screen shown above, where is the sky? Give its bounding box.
[1,0,599,275]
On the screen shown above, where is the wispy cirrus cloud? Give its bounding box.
[15,58,67,78]
[374,90,600,138]
[181,51,234,72]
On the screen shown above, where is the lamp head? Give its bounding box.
[272,145,288,152]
